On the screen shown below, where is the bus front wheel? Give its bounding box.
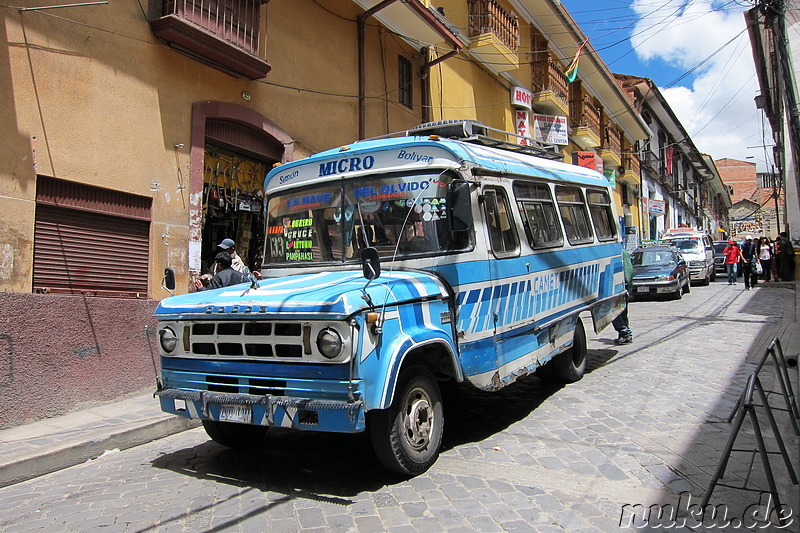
[551,319,587,383]
[369,366,444,476]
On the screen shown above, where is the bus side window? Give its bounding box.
[483,188,519,257]
[513,181,563,249]
[555,186,594,245]
[586,189,617,241]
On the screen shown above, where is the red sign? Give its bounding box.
[574,151,603,172]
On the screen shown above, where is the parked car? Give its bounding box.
[630,245,691,300]
[661,229,715,285]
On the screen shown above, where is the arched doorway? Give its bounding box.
[190,102,293,276]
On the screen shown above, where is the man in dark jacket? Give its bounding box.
[740,235,759,290]
[196,252,247,290]
[776,232,796,281]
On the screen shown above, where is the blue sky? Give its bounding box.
[559,0,773,172]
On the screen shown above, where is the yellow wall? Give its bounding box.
[1,1,425,296]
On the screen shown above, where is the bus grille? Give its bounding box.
[190,321,304,359]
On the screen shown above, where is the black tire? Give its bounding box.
[202,420,268,448]
[369,366,444,476]
[550,318,587,383]
[673,283,683,300]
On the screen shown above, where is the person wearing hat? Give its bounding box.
[740,235,760,290]
[722,239,744,286]
[195,252,247,291]
[216,239,246,273]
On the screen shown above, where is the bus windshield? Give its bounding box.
[264,172,469,265]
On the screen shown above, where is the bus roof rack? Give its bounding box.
[407,119,564,161]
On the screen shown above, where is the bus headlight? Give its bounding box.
[159,327,178,353]
[317,328,343,359]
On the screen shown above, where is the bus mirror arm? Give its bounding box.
[161,267,175,296]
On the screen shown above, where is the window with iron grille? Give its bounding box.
[33,176,152,298]
[398,55,412,109]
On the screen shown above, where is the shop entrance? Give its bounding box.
[200,145,274,276]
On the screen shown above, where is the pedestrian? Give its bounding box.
[722,239,744,285]
[613,248,633,345]
[759,236,773,282]
[775,232,796,281]
[195,252,247,290]
[216,238,262,279]
[740,235,760,290]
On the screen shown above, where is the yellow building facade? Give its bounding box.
[2,0,647,299]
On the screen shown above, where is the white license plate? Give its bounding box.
[219,404,252,424]
[636,286,649,293]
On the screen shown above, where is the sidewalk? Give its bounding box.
[0,391,198,488]
[0,282,798,504]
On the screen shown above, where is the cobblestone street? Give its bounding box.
[1,280,797,532]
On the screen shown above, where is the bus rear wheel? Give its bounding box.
[202,420,268,448]
[369,366,444,476]
[551,319,587,383]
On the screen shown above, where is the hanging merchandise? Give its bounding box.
[200,146,273,276]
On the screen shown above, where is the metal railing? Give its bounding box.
[702,337,799,521]
[159,0,262,54]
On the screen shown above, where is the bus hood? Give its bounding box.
[155,270,450,319]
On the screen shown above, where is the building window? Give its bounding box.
[398,55,412,109]
[33,177,152,298]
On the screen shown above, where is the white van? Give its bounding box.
[661,228,716,285]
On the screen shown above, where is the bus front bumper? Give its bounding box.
[156,388,365,433]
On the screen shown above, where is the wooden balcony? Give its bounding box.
[531,56,569,115]
[467,0,519,73]
[569,97,601,149]
[150,0,271,79]
[599,126,622,168]
[620,152,641,185]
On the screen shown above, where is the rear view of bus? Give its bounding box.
[154,121,626,475]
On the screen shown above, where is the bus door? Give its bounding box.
[480,186,521,381]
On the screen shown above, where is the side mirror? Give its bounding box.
[161,267,175,296]
[447,180,472,232]
[361,247,380,280]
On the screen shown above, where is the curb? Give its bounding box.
[0,416,199,489]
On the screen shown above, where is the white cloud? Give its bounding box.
[630,1,773,171]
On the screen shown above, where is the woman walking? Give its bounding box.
[723,239,744,285]
[759,236,773,282]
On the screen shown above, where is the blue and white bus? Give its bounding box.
[155,121,627,475]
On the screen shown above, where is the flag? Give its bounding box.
[665,146,674,175]
[565,39,589,83]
